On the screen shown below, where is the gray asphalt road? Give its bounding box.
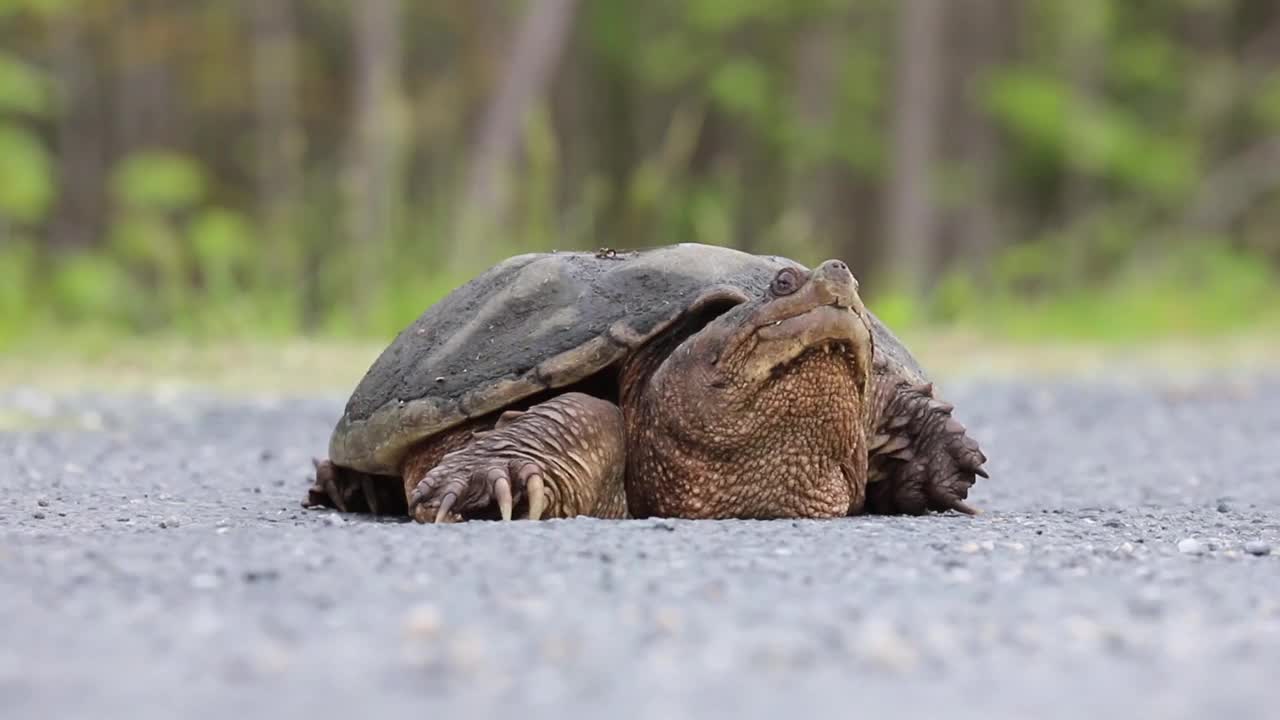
[3,373,1279,720]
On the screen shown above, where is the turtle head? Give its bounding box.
[619,257,880,515]
[665,259,873,399]
[627,258,875,517]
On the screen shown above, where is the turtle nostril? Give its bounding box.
[820,259,852,280]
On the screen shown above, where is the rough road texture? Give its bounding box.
[3,374,1279,719]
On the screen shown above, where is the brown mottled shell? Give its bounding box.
[327,243,923,475]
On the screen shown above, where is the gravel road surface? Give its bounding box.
[3,372,1279,720]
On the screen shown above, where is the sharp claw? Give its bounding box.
[435,492,457,523]
[526,473,546,521]
[949,499,981,516]
[973,467,990,479]
[494,476,514,521]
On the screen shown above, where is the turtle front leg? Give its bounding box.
[407,392,628,522]
[863,366,989,515]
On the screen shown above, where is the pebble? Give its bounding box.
[1177,538,1207,555]
[190,574,221,590]
[404,604,442,638]
[859,619,919,673]
[5,379,1280,716]
[32,512,46,520]
[1111,542,1136,556]
[1244,542,1272,557]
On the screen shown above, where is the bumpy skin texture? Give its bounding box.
[325,243,930,479]
[307,250,990,522]
[625,349,868,519]
[864,359,988,515]
[386,260,877,523]
[621,260,873,519]
[407,392,628,522]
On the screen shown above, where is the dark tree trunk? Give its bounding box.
[347,0,403,325]
[247,0,303,291]
[883,0,945,295]
[450,0,579,271]
[49,11,107,251]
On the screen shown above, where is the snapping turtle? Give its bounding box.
[306,243,988,522]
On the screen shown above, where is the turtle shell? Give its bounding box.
[327,243,923,475]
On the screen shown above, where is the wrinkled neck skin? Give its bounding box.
[620,282,873,520]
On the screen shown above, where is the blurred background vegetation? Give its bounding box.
[2,0,1280,352]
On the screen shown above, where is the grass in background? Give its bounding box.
[875,241,1280,343]
[8,227,1280,350]
[4,239,1278,396]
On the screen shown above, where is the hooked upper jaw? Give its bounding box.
[689,259,874,388]
[742,303,872,384]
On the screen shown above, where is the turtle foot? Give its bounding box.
[407,392,627,523]
[305,458,407,516]
[410,454,552,523]
[866,381,989,515]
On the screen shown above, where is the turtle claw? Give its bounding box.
[434,492,459,523]
[405,393,627,523]
[934,492,981,516]
[408,449,556,523]
[494,475,514,521]
[524,471,547,521]
[867,378,989,516]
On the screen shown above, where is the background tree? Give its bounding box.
[0,0,1277,344]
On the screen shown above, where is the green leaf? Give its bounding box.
[1112,34,1177,92]
[0,53,50,115]
[686,0,795,31]
[708,57,770,118]
[51,251,132,324]
[108,212,179,266]
[190,208,252,267]
[638,33,706,89]
[1253,73,1280,129]
[686,0,760,31]
[0,0,73,18]
[190,207,252,300]
[111,151,207,210]
[0,236,36,335]
[982,69,1067,153]
[0,123,54,222]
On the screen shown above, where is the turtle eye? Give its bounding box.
[771,268,800,297]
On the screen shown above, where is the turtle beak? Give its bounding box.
[698,259,871,386]
[811,260,866,316]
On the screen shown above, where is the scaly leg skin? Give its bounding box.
[864,369,989,515]
[408,392,628,522]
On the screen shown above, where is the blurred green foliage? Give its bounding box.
[0,0,1278,350]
